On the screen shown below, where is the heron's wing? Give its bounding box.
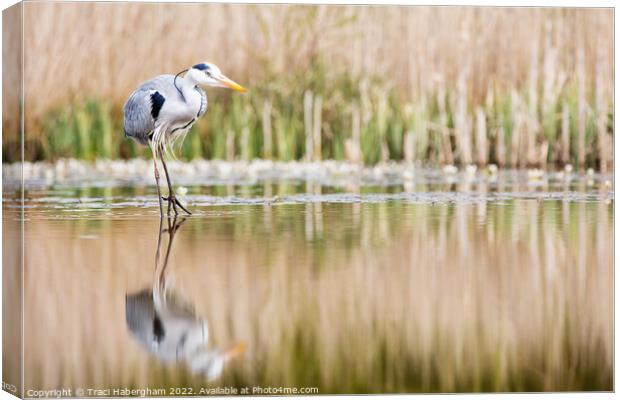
[123,90,161,144]
[123,75,178,144]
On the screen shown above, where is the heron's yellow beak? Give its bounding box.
[217,75,247,92]
[223,342,246,361]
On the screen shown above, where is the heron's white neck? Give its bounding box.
[179,74,200,100]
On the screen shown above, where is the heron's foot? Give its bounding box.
[162,193,192,215]
[161,194,179,216]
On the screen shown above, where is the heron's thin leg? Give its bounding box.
[159,144,191,215]
[158,144,178,216]
[152,154,164,217]
[156,145,172,216]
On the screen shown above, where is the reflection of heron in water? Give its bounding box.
[125,217,244,381]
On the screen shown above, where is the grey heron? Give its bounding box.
[123,62,246,216]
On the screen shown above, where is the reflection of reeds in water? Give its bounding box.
[4,4,613,168]
[20,198,612,392]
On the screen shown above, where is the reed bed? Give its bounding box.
[4,4,613,169]
[17,195,612,392]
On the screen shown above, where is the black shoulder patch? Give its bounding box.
[193,63,208,71]
[150,91,165,119]
[152,315,165,342]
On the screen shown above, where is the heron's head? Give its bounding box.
[186,62,246,92]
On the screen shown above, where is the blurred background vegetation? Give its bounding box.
[2,4,613,169]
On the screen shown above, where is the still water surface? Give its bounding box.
[3,175,613,394]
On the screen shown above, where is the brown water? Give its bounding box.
[2,177,614,395]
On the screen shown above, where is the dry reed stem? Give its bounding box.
[509,91,522,168]
[576,45,586,168]
[313,95,322,162]
[404,131,415,164]
[475,108,488,165]
[262,99,273,160]
[495,126,506,167]
[226,129,235,161]
[597,109,609,173]
[454,71,472,165]
[346,105,361,164]
[561,103,570,164]
[304,91,313,162]
[241,127,250,161]
[595,44,609,172]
